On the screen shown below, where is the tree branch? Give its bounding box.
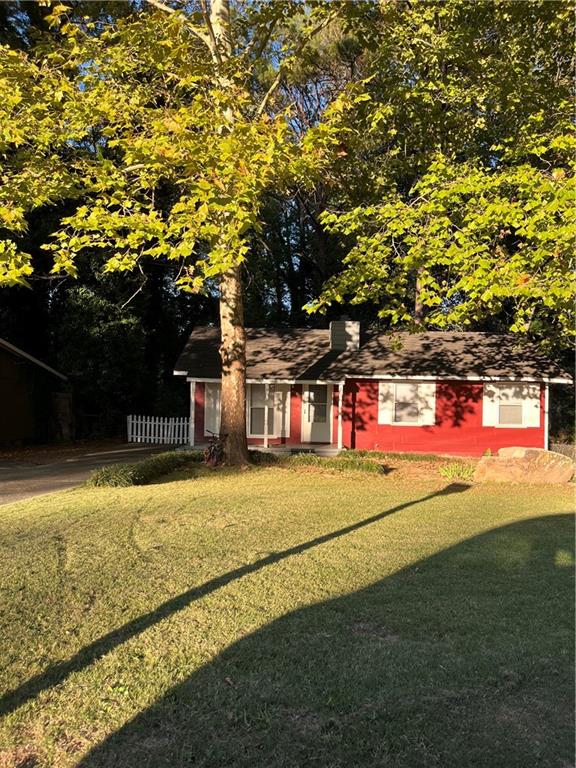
[256,9,340,118]
[144,0,212,49]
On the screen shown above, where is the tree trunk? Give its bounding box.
[219,265,249,464]
[207,0,249,464]
[414,269,424,323]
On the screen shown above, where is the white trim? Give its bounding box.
[544,383,549,450]
[482,382,541,429]
[264,382,269,449]
[248,378,342,385]
[187,377,221,383]
[378,380,436,427]
[173,370,188,376]
[179,373,571,385]
[0,337,67,381]
[346,374,572,384]
[184,376,344,385]
[337,382,344,451]
[189,381,196,447]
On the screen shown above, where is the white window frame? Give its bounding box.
[392,382,421,425]
[483,382,541,429]
[378,380,436,427]
[247,383,291,438]
[203,382,221,437]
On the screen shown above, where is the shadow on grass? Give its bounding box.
[0,484,469,719]
[78,512,574,768]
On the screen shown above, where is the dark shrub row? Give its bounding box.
[86,450,202,487]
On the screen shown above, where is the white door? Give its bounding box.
[302,384,332,443]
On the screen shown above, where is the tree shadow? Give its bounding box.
[78,513,573,768]
[0,485,468,719]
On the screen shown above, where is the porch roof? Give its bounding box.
[174,327,572,383]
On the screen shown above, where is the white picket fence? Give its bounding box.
[127,415,189,445]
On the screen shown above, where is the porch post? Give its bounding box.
[544,383,549,451]
[189,381,196,447]
[264,382,269,449]
[337,381,344,451]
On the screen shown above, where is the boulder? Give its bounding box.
[474,447,574,484]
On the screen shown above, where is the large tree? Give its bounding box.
[308,1,575,346]
[0,0,355,462]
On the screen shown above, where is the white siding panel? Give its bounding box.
[523,384,541,428]
[378,382,394,425]
[273,384,290,437]
[419,382,437,426]
[482,383,499,427]
[204,383,221,435]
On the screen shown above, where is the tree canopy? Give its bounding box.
[0,0,573,452]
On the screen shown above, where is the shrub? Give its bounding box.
[346,449,444,463]
[249,450,280,466]
[86,450,201,488]
[439,462,475,482]
[285,453,385,474]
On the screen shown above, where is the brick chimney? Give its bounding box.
[329,320,361,351]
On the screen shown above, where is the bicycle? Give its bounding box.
[203,431,227,466]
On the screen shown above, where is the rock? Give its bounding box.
[474,447,574,484]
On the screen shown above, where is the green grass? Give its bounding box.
[0,466,573,768]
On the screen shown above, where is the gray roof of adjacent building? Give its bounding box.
[0,337,68,381]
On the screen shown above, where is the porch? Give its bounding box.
[189,379,346,451]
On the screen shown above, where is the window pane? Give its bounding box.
[251,383,266,407]
[394,401,418,423]
[308,385,327,404]
[499,404,522,425]
[394,382,419,423]
[309,403,327,423]
[251,407,265,434]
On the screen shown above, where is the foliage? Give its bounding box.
[439,461,475,482]
[284,452,385,473]
[0,3,354,291]
[86,449,201,487]
[309,1,575,346]
[345,449,444,463]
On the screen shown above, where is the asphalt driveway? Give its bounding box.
[0,444,172,506]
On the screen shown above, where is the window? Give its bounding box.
[482,383,540,428]
[498,403,523,425]
[307,384,328,423]
[204,382,221,436]
[249,384,275,436]
[248,383,290,438]
[393,382,420,424]
[378,381,436,426]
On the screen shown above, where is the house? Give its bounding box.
[0,337,71,445]
[174,322,572,456]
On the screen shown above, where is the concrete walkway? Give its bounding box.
[0,445,170,506]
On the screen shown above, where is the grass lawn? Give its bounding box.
[0,461,573,767]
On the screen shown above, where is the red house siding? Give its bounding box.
[192,379,545,456]
[342,379,545,456]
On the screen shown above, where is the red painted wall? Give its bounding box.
[192,379,545,455]
[194,382,206,444]
[342,379,545,456]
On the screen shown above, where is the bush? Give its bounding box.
[86,450,201,487]
[439,462,475,482]
[345,449,444,463]
[285,453,385,474]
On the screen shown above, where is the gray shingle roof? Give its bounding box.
[174,327,571,382]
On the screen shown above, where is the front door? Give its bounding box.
[302,384,332,443]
